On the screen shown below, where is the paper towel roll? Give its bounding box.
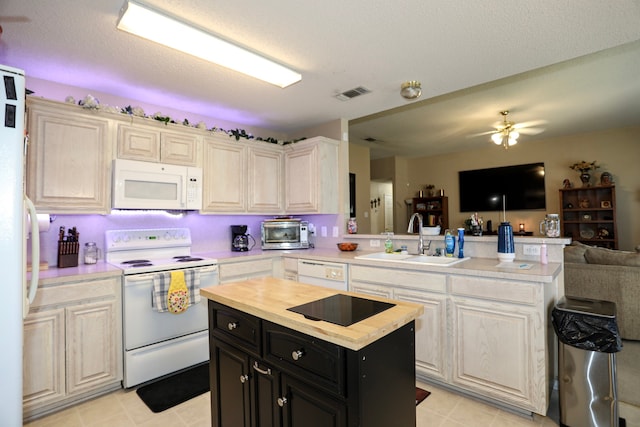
[36,214,50,233]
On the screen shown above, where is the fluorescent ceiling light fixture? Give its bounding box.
[117,0,301,88]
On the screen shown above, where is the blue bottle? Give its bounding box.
[457,228,465,258]
[444,229,455,257]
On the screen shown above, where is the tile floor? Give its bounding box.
[23,380,640,427]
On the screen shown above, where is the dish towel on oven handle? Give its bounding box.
[152,270,201,313]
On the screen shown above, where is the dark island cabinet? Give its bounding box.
[208,301,416,427]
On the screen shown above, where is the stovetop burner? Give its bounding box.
[175,257,204,262]
[130,262,154,267]
[122,259,151,264]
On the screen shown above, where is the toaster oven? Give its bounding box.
[261,219,309,250]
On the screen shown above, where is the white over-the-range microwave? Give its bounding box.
[112,159,203,210]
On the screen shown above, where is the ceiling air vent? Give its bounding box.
[335,86,371,101]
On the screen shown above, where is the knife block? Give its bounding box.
[57,241,79,268]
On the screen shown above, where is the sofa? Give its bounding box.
[563,241,640,341]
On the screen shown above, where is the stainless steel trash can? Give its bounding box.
[552,296,622,427]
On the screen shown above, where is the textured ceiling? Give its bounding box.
[1,0,640,158]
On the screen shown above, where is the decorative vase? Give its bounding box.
[580,172,591,187]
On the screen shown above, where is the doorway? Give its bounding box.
[370,180,393,234]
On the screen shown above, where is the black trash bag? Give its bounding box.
[552,306,622,353]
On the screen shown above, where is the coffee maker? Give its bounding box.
[231,225,255,252]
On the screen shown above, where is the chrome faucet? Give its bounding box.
[408,213,430,255]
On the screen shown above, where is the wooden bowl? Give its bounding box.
[337,242,358,251]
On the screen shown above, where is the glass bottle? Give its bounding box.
[347,217,358,234]
[384,233,394,253]
[457,228,465,258]
[84,242,101,264]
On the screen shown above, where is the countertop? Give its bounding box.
[200,277,424,351]
[30,245,563,285]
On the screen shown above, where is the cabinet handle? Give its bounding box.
[240,374,249,383]
[253,361,272,375]
[277,397,288,407]
[227,322,238,330]
[291,350,304,361]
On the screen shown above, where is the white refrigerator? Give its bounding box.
[1,65,40,426]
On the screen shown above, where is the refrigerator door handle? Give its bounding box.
[24,196,39,318]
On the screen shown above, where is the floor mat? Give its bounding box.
[416,387,431,406]
[136,363,209,413]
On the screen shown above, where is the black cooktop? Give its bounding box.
[287,294,395,327]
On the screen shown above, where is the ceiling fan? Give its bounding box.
[471,110,546,149]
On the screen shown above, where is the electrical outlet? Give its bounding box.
[332,226,339,237]
[523,244,541,256]
[369,239,381,248]
[321,226,327,237]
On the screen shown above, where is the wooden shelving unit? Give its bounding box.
[411,196,448,234]
[559,185,618,249]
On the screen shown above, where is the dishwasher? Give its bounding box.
[297,259,348,291]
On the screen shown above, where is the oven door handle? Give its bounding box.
[125,266,218,283]
[197,266,218,273]
[126,273,158,283]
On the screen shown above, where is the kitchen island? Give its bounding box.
[200,277,424,427]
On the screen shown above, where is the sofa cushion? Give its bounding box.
[564,241,591,263]
[584,247,640,267]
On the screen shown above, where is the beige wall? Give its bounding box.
[349,143,371,233]
[392,125,640,250]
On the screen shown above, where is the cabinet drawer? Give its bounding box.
[350,265,446,293]
[219,258,273,280]
[450,276,539,306]
[210,302,261,355]
[263,321,345,397]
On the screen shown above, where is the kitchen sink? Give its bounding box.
[354,252,415,261]
[355,252,469,267]
[402,255,470,266]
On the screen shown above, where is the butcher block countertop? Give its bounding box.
[200,277,424,351]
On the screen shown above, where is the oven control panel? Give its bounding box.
[106,228,191,251]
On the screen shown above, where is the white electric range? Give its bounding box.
[106,228,218,388]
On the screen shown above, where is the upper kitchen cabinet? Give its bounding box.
[26,98,113,214]
[116,119,200,167]
[201,136,283,214]
[284,137,340,214]
[201,135,247,212]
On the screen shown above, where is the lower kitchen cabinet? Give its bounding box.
[350,265,448,382]
[350,264,554,415]
[23,275,122,421]
[209,301,415,427]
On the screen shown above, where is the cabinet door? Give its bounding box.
[250,359,282,427]
[284,137,340,214]
[65,299,121,395]
[202,137,247,212]
[284,143,318,212]
[393,288,447,382]
[248,145,283,213]
[211,340,251,427]
[161,131,199,166]
[117,123,161,162]
[23,308,66,411]
[27,102,112,213]
[450,296,538,410]
[280,374,347,427]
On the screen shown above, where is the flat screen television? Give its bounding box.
[458,163,546,212]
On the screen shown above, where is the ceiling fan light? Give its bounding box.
[491,133,503,144]
[510,131,520,139]
[400,81,421,99]
[508,137,518,146]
